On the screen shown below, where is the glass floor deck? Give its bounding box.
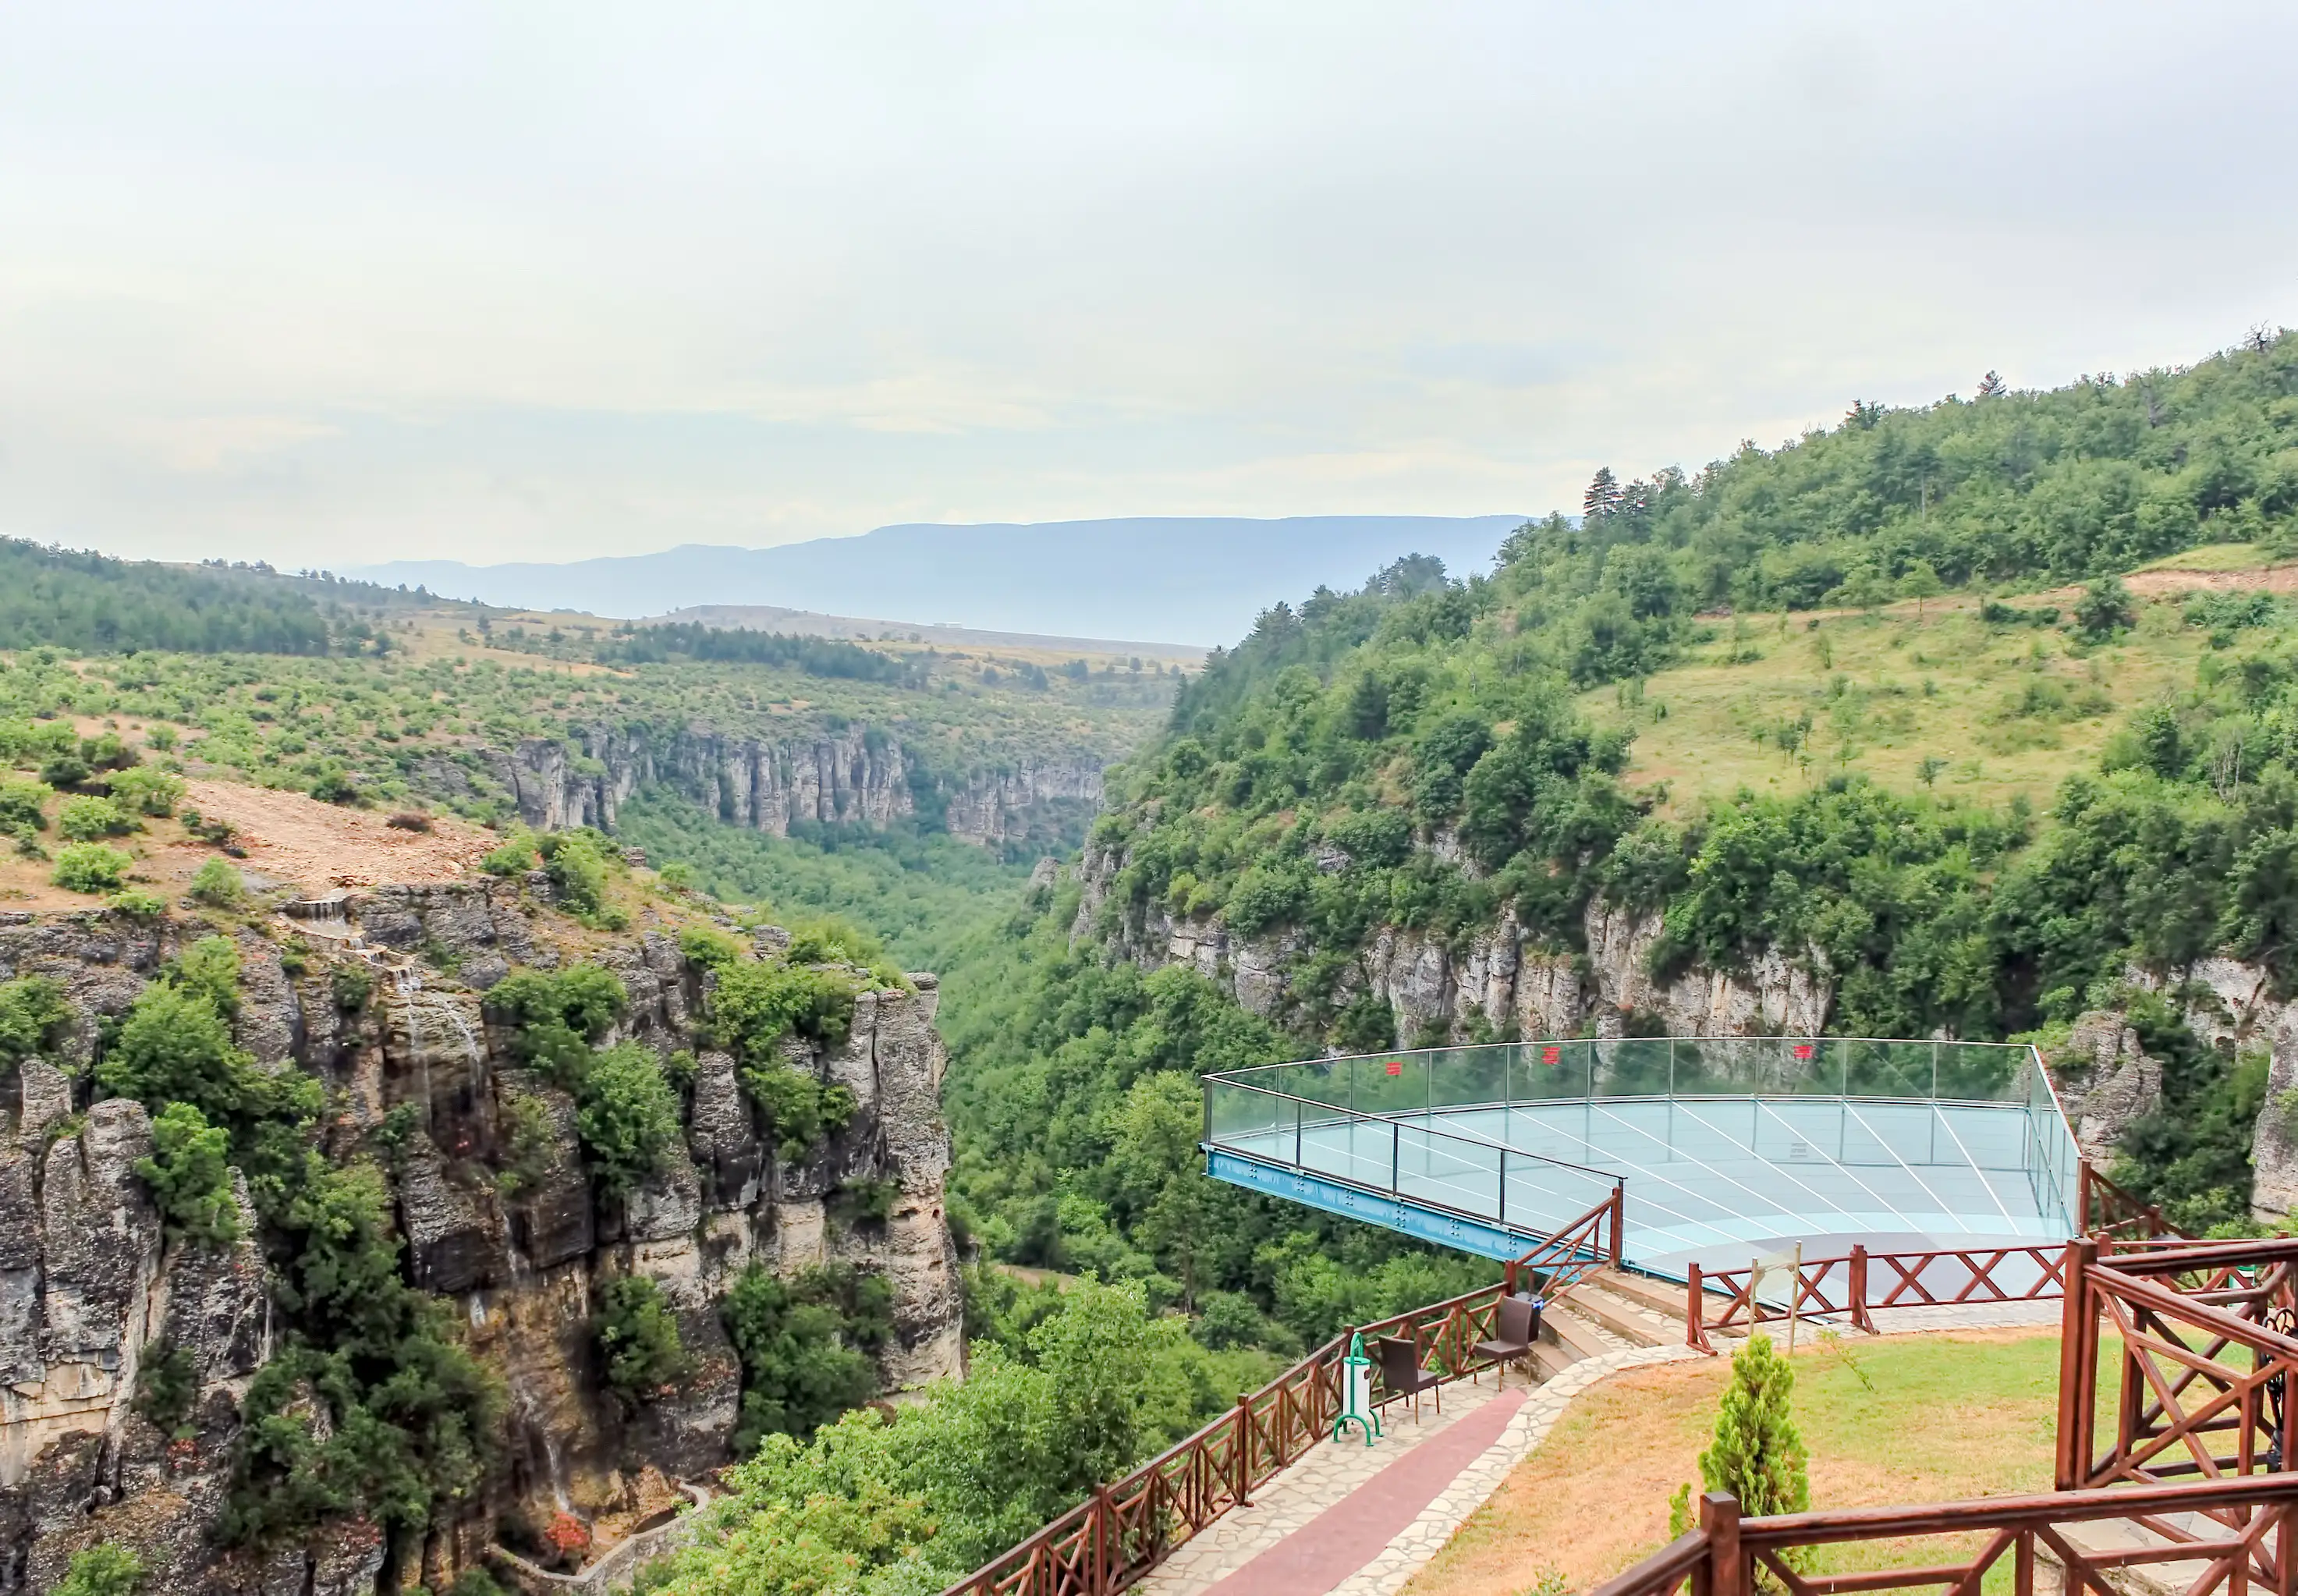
[1203,1037,2078,1276]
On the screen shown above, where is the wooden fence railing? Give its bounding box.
[1590,1476,2298,1596]
[1684,1243,2068,1353]
[2080,1160,2183,1243]
[938,1193,1621,1596]
[2059,1235,2298,1494]
[1506,1184,1623,1300]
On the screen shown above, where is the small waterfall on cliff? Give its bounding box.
[507,1373,576,1516]
[390,966,435,1130]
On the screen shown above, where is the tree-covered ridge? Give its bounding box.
[0,538,351,655]
[597,622,926,684]
[1183,331,2296,714]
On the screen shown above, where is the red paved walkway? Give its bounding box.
[1201,1387,1529,1596]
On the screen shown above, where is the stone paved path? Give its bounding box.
[1139,1298,2062,1596]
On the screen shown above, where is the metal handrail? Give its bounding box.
[1202,1074,1630,1183]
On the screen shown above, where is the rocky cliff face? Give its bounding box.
[419,723,1103,852]
[1071,836,1832,1047]
[0,887,963,1593]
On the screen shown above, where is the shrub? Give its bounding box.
[0,776,50,832]
[136,1101,241,1246]
[105,764,185,817]
[188,857,246,907]
[52,842,132,893]
[54,1545,143,1596]
[57,795,134,841]
[708,961,857,1059]
[481,828,539,877]
[107,888,166,918]
[38,752,92,789]
[385,810,434,832]
[308,763,360,804]
[740,1063,860,1162]
[133,1338,197,1438]
[331,964,374,1012]
[575,1043,682,1194]
[594,1275,697,1403]
[677,924,744,970]
[2075,575,2137,639]
[537,828,613,916]
[0,976,71,1066]
[784,914,881,966]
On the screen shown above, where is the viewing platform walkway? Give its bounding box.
[1200,1036,2079,1279]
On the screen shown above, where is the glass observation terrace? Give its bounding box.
[1201,1036,2079,1278]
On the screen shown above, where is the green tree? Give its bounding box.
[136,1101,241,1247]
[722,1264,888,1449]
[2076,575,2137,638]
[1898,559,1943,620]
[1697,1333,1810,1519]
[575,1043,683,1195]
[594,1275,697,1403]
[0,975,71,1067]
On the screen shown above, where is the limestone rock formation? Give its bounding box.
[2045,1012,2165,1158]
[1071,833,1832,1048]
[421,722,1105,853]
[0,888,965,1593]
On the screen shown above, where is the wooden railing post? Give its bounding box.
[1849,1243,1872,1334]
[1093,1484,1113,1596]
[1234,1394,1253,1506]
[1505,1259,1519,1296]
[2055,1237,2097,1491]
[1609,1181,1626,1268]
[1700,1492,1743,1596]
[1687,1261,1711,1353]
[2078,1160,2094,1236]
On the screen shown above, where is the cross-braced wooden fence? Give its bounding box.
[1684,1243,2069,1353]
[1591,1477,2298,1596]
[2058,1235,2298,1494]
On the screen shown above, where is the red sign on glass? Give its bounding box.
[1384,1060,1403,1077]
[1793,1044,1815,1061]
[1541,1045,1562,1066]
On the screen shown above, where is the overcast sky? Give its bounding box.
[2,2,2294,569]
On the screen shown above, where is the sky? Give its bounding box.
[2,2,2295,569]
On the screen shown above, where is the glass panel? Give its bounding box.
[1842,1038,1935,1098]
[1594,1037,1674,1097]
[1395,1124,1500,1217]
[1937,1041,2021,1101]
[1434,1044,1509,1111]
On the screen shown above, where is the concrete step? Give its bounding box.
[1593,1267,1691,1321]
[1565,1285,1677,1349]
[1541,1300,1622,1364]
[1528,1336,1582,1382]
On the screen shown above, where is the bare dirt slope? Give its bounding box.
[179,780,495,890]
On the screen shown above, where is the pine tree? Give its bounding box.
[1582,467,1622,521]
[1975,370,2006,399]
[1700,1333,1810,1517]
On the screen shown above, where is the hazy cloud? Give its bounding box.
[2,2,2293,565]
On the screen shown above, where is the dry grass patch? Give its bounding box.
[1580,594,2206,816]
[1403,1329,2063,1596]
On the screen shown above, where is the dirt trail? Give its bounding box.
[2126,563,2298,597]
[180,779,495,890]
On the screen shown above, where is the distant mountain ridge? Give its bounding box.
[349,514,1530,644]
[649,605,1205,660]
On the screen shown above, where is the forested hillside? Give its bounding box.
[938,330,2298,1303]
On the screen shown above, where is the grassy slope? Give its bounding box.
[1407,1331,2068,1595]
[1584,587,2211,816]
